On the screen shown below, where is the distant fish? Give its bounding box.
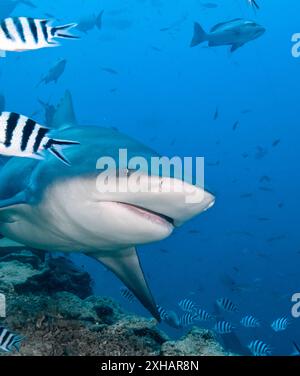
[248,340,272,356]
[0,18,79,57]
[267,235,286,243]
[259,186,273,192]
[188,229,201,234]
[190,19,265,52]
[241,109,252,114]
[194,308,213,321]
[207,160,220,167]
[227,230,254,238]
[37,59,67,86]
[257,217,270,222]
[255,146,268,160]
[0,112,79,165]
[150,46,162,52]
[160,16,187,33]
[120,287,135,303]
[100,67,119,75]
[232,120,239,131]
[200,2,218,9]
[216,297,238,312]
[178,298,196,312]
[0,327,24,353]
[271,317,290,332]
[272,139,281,147]
[179,312,197,327]
[240,193,253,199]
[214,107,219,120]
[214,321,234,334]
[240,315,261,328]
[259,175,271,183]
[77,11,104,33]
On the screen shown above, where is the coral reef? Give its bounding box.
[0,249,230,356]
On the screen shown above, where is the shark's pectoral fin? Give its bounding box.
[91,247,161,322]
[230,43,244,53]
[0,237,26,249]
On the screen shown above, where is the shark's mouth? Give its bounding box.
[114,202,175,228]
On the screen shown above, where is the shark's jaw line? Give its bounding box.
[112,201,175,228]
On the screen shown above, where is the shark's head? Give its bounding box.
[51,170,215,250]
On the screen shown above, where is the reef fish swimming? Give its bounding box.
[0,91,215,321]
[0,327,23,352]
[0,112,80,165]
[0,17,78,57]
[190,18,265,52]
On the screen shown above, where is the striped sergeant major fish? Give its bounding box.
[0,112,80,165]
[178,298,196,313]
[213,321,234,334]
[248,340,272,356]
[179,312,198,327]
[240,315,261,328]
[0,17,79,57]
[271,316,290,332]
[0,327,24,352]
[194,308,213,321]
[216,297,238,313]
[120,287,135,303]
[157,305,169,321]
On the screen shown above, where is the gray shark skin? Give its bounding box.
[191,18,265,52]
[0,92,215,320]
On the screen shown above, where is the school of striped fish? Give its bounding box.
[121,292,296,356]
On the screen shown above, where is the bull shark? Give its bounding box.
[190,18,265,52]
[0,92,215,320]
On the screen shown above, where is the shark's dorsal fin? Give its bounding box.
[51,90,77,130]
[91,247,161,321]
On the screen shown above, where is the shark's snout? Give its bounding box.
[95,174,215,244]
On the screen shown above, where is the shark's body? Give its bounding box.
[0,92,215,320]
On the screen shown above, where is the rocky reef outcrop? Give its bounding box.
[0,249,230,356]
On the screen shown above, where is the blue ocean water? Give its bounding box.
[1,0,299,356]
